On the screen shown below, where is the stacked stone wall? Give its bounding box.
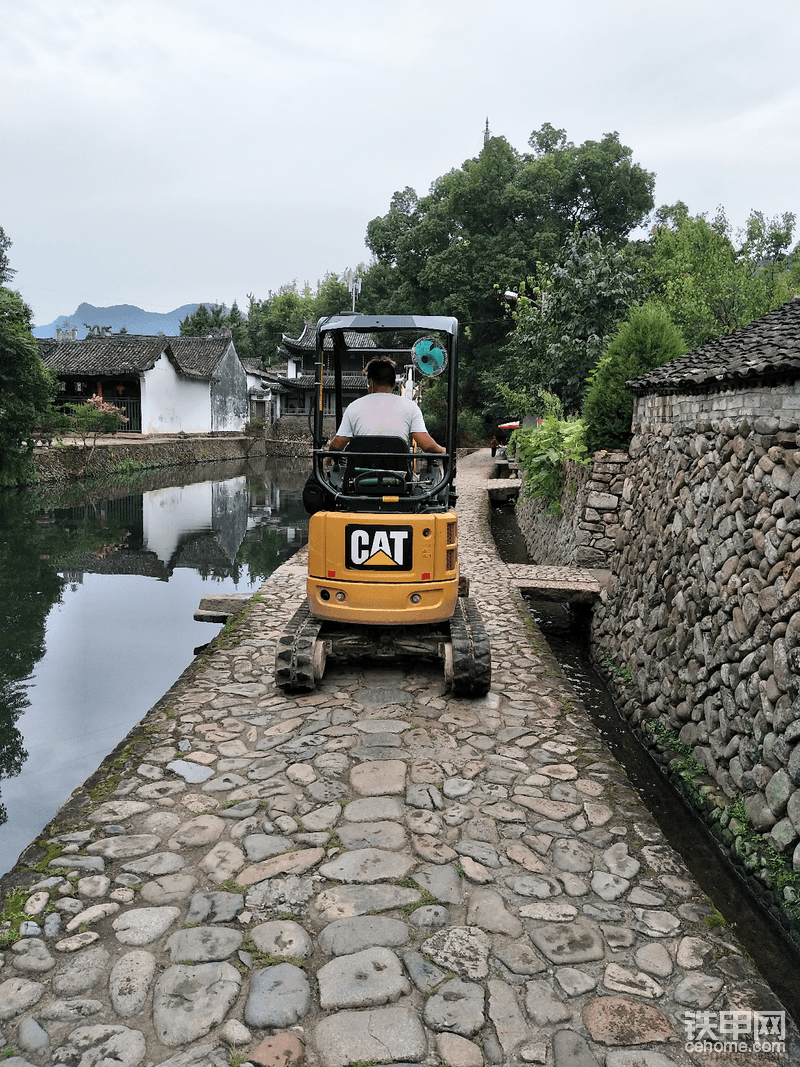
[575,451,627,567]
[590,397,800,863]
[515,453,626,568]
[514,460,586,565]
[33,436,268,482]
[270,415,337,441]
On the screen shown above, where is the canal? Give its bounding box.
[0,456,310,877]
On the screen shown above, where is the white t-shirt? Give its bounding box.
[336,393,427,443]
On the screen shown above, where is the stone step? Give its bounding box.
[194,592,252,622]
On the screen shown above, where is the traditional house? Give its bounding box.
[240,357,278,426]
[256,322,373,437]
[280,322,373,412]
[39,334,248,434]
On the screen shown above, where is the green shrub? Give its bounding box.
[582,301,685,454]
[33,406,72,445]
[510,414,588,514]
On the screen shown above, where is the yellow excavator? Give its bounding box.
[275,314,491,696]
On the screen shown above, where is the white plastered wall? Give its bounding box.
[140,352,210,433]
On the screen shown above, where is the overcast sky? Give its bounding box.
[3,0,799,327]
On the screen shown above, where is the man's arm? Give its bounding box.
[328,435,350,452]
[411,431,446,454]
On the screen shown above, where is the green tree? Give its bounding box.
[582,301,686,454]
[738,209,797,303]
[646,204,797,350]
[180,302,227,335]
[313,272,353,318]
[0,288,58,486]
[247,284,314,366]
[0,227,14,285]
[245,275,353,366]
[226,300,253,358]
[362,125,654,417]
[180,301,253,359]
[496,228,644,416]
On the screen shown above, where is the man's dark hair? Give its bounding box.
[365,357,397,388]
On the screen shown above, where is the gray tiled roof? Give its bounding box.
[240,357,266,374]
[281,323,377,353]
[166,337,234,379]
[628,296,800,397]
[39,336,167,376]
[279,375,367,391]
[38,335,235,381]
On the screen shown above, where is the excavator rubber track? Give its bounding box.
[449,595,492,696]
[275,596,491,696]
[275,601,325,692]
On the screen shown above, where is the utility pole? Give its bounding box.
[343,269,362,312]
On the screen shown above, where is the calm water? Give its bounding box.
[0,457,310,876]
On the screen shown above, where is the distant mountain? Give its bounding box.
[32,302,210,339]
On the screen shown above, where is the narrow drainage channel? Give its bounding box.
[490,501,800,1027]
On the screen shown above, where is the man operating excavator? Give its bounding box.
[327,357,446,457]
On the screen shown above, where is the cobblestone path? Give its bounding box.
[1,451,797,1066]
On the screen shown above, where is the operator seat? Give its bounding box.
[343,435,411,496]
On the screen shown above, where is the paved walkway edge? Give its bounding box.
[1,450,797,1067]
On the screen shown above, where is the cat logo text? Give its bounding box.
[345,524,413,571]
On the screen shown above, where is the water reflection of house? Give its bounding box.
[57,472,308,581]
[143,479,247,567]
[38,333,248,434]
[58,477,248,579]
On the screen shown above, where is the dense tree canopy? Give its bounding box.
[246,275,352,366]
[246,285,314,366]
[357,128,800,426]
[0,287,57,486]
[365,128,654,325]
[497,229,645,416]
[362,125,655,412]
[646,203,798,350]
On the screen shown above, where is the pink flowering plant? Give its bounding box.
[66,395,128,455]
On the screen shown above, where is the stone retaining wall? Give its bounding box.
[589,405,800,863]
[515,452,626,568]
[269,415,337,441]
[32,435,311,481]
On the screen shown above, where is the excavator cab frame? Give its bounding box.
[304,314,459,515]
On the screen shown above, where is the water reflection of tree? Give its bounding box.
[0,489,65,824]
[236,524,305,583]
[0,486,136,824]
